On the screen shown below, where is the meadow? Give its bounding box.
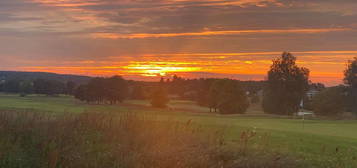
[1,93,357,167]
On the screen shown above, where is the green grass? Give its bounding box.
[1,93,357,167]
[0,94,130,113]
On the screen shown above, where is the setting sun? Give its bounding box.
[123,61,202,77]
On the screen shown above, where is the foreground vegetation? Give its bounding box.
[0,110,304,168]
[1,94,357,167]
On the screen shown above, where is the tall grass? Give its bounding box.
[0,110,302,168]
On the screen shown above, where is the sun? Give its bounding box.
[123,61,200,77]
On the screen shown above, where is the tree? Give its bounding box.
[196,79,216,107]
[74,85,89,102]
[0,81,3,92]
[302,82,326,110]
[215,79,249,114]
[207,80,221,112]
[105,76,128,104]
[2,79,21,93]
[310,83,325,91]
[169,75,186,97]
[33,79,65,96]
[150,81,169,108]
[344,57,357,114]
[19,81,33,96]
[66,81,77,95]
[74,76,128,104]
[263,52,310,115]
[2,79,33,96]
[131,84,146,100]
[312,86,347,116]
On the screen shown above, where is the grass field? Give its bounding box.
[1,93,357,167]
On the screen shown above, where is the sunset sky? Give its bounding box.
[1,0,357,85]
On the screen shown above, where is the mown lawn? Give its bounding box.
[1,93,357,167]
[0,93,130,113]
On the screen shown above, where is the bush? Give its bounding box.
[208,79,249,114]
[312,86,347,116]
[150,86,169,108]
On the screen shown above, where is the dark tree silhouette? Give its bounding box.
[106,76,128,104]
[210,79,249,114]
[208,79,221,112]
[263,52,310,115]
[169,75,186,97]
[309,83,325,91]
[2,79,22,93]
[344,57,357,114]
[74,85,89,102]
[131,84,146,100]
[74,76,128,104]
[66,81,77,95]
[312,86,347,116]
[196,78,216,107]
[19,81,33,96]
[33,79,65,96]
[150,80,169,108]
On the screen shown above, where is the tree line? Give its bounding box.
[2,52,357,117]
[74,76,128,104]
[0,78,77,96]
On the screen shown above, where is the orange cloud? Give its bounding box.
[31,0,282,8]
[31,0,103,7]
[91,28,351,39]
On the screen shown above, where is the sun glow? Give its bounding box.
[123,61,201,77]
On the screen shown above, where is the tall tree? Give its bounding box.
[196,78,216,107]
[66,81,77,95]
[208,79,221,112]
[344,57,357,114]
[131,84,146,100]
[74,85,89,102]
[215,79,249,114]
[263,52,310,115]
[106,76,128,104]
[169,75,186,97]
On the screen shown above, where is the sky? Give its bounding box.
[1,0,357,85]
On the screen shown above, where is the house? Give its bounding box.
[306,89,320,100]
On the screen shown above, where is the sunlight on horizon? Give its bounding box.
[123,61,202,77]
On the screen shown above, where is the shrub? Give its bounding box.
[209,79,249,114]
[150,86,169,108]
[312,86,347,116]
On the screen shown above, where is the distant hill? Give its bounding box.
[0,71,92,84]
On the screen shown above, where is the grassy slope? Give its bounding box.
[1,93,357,166]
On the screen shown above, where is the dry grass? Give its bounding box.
[0,110,303,168]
